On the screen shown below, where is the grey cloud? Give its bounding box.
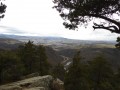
[0,26,25,34]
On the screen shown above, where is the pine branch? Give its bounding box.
[93,23,120,34]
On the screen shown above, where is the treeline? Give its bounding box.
[63,52,120,90]
[0,41,50,84]
[53,52,120,90]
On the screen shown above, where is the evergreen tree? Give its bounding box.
[35,45,50,75]
[18,41,50,75]
[0,51,24,84]
[88,56,114,90]
[115,37,120,49]
[64,51,89,90]
[53,0,120,34]
[18,41,36,74]
[112,68,120,90]
[0,0,6,20]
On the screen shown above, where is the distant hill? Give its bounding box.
[0,34,116,44]
[0,38,22,50]
[0,34,119,68]
[58,46,120,70]
[0,37,63,65]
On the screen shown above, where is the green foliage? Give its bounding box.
[35,45,50,75]
[52,63,65,81]
[64,51,89,90]
[115,37,120,49]
[0,41,51,84]
[0,0,6,20]
[18,41,50,75]
[112,68,120,90]
[64,53,120,90]
[88,56,114,90]
[18,41,36,74]
[53,0,120,34]
[0,51,24,84]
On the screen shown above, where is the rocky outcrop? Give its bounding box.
[0,75,53,90]
[51,79,64,90]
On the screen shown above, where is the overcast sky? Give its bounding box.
[0,0,119,41]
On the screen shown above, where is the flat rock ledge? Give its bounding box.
[0,75,53,90]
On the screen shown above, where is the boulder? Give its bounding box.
[0,75,53,90]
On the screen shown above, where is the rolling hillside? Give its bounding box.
[58,47,120,70]
[0,38,22,50]
[0,37,64,65]
[0,34,119,69]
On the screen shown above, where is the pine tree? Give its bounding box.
[18,41,50,75]
[35,45,50,75]
[64,51,89,90]
[0,51,24,84]
[0,0,6,20]
[88,56,114,90]
[112,68,120,90]
[115,37,120,49]
[18,41,36,74]
[53,0,120,34]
